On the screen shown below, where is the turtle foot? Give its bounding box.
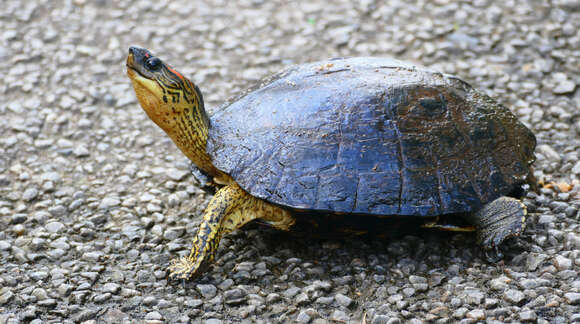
[473,196,527,262]
[168,256,210,280]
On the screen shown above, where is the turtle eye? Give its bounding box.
[145,57,162,71]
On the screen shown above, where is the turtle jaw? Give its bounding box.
[126,52,171,133]
[126,66,167,130]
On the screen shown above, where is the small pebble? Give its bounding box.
[466,309,485,320]
[196,284,217,299]
[330,310,349,322]
[335,293,353,307]
[519,310,537,322]
[564,293,580,305]
[504,289,526,305]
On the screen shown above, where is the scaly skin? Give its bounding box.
[169,183,294,279]
[470,196,527,262]
[126,47,296,279]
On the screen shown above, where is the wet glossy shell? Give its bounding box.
[206,57,536,216]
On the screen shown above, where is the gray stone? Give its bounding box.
[266,293,281,304]
[48,205,66,216]
[553,80,576,94]
[0,241,10,251]
[93,293,112,303]
[520,279,544,289]
[296,310,311,323]
[57,284,73,297]
[536,144,561,163]
[167,168,189,181]
[402,287,415,297]
[315,296,334,305]
[0,291,14,305]
[484,298,498,309]
[564,292,580,305]
[21,307,38,321]
[40,172,60,183]
[409,275,427,284]
[22,187,39,201]
[224,288,246,305]
[163,227,185,240]
[519,310,537,322]
[504,289,526,305]
[72,309,98,322]
[283,287,301,298]
[335,293,352,307]
[205,320,222,324]
[80,271,99,282]
[466,309,485,320]
[145,311,163,320]
[218,278,234,291]
[526,253,548,271]
[29,271,48,281]
[82,251,103,262]
[99,197,120,209]
[572,161,580,175]
[490,276,511,291]
[453,307,468,318]
[372,315,391,324]
[45,221,65,233]
[103,283,120,294]
[37,298,56,307]
[465,289,484,305]
[295,293,309,306]
[196,284,217,299]
[330,310,349,322]
[553,255,572,270]
[143,296,158,306]
[73,144,90,157]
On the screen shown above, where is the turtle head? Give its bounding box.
[126,46,208,133]
[127,46,220,178]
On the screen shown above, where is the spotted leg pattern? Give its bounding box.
[168,183,295,280]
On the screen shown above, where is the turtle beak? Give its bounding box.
[128,46,148,67]
[126,46,155,79]
[126,49,135,67]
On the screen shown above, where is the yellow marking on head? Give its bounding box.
[127,68,169,128]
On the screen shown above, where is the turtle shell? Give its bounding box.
[206,57,536,216]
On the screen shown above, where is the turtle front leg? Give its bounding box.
[469,196,527,262]
[169,183,295,280]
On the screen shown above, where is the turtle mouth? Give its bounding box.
[126,64,148,81]
[126,49,166,109]
[126,52,151,80]
[126,47,159,81]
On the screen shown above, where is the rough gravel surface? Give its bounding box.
[1,0,579,323]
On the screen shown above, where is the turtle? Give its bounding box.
[126,46,536,280]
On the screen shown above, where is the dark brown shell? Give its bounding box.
[206,57,536,216]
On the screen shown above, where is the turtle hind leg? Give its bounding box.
[471,196,527,262]
[168,183,295,280]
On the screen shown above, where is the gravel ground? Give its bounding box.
[1,0,579,323]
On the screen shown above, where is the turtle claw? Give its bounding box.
[168,256,210,280]
[168,256,195,280]
[483,245,503,263]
